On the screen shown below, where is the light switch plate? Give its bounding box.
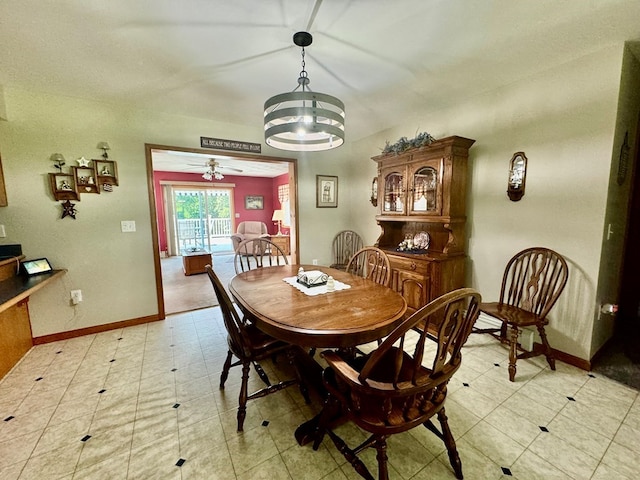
[121,220,136,232]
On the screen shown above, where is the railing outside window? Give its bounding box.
[177,218,232,252]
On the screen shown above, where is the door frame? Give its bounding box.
[145,143,298,319]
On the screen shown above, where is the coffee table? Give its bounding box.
[182,249,212,276]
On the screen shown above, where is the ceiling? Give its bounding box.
[1,1,640,175]
[151,149,289,177]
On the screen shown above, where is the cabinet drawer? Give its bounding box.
[388,255,430,275]
[270,235,290,255]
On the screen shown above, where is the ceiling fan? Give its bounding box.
[188,158,243,181]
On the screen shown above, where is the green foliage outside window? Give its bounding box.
[175,191,230,219]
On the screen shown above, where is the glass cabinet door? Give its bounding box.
[383,172,405,213]
[411,166,438,214]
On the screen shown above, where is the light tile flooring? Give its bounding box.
[1,307,640,479]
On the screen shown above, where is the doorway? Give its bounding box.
[145,143,298,318]
[592,112,640,388]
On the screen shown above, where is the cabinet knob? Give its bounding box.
[410,262,417,271]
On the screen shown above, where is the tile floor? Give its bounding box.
[1,307,640,479]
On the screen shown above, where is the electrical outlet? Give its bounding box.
[70,289,82,304]
[312,259,318,265]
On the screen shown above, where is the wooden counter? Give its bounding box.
[0,256,66,378]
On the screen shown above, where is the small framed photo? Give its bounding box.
[245,195,264,210]
[316,175,338,208]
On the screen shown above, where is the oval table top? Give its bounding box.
[229,264,407,348]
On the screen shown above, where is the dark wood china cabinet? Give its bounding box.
[372,135,475,318]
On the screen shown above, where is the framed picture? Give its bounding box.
[245,195,264,210]
[316,175,338,208]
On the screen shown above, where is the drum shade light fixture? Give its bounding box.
[264,31,345,152]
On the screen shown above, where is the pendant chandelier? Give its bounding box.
[264,31,345,152]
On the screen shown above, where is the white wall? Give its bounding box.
[349,45,625,361]
[0,88,350,337]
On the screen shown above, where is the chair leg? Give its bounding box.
[508,325,519,382]
[375,436,390,480]
[237,361,251,432]
[537,325,556,370]
[499,321,508,341]
[220,350,233,389]
[253,361,272,387]
[325,429,376,480]
[436,407,463,480]
[286,348,310,404]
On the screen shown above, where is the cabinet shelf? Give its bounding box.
[73,166,100,194]
[49,173,80,201]
[372,135,475,318]
[93,159,119,188]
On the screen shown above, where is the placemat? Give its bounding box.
[283,276,351,296]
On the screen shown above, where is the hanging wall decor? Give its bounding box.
[617,131,630,186]
[47,142,119,216]
[61,200,77,219]
[507,152,527,201]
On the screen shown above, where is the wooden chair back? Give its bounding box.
[361,288,480,397]
[330,230,364,270]
[234,238,289,274]
[323,289,480,428]
[345,246,392,287]
[206,265,249,357]
[498,247,568,320]
[207,264,308,431]
[319,288,481,479]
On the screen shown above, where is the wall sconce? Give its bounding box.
[50,153,66,171]
[507,152,527,201]
[370,177,378,206]
[97,142,110,159]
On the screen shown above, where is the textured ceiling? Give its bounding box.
[1,1,639,175]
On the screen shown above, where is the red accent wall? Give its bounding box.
[153,171,286,253]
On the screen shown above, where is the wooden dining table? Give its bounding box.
[229,264,408,349]
[229,264,408,445]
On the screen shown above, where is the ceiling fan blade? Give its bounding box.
[122,20,282,30]
[317,31,416,74]
[197,46,293,74]
[219,166,243,173]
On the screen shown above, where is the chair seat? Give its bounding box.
[235,323,290,358]
[329,263,347,271]
[324,349,440,432]
[480,302,547,327]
